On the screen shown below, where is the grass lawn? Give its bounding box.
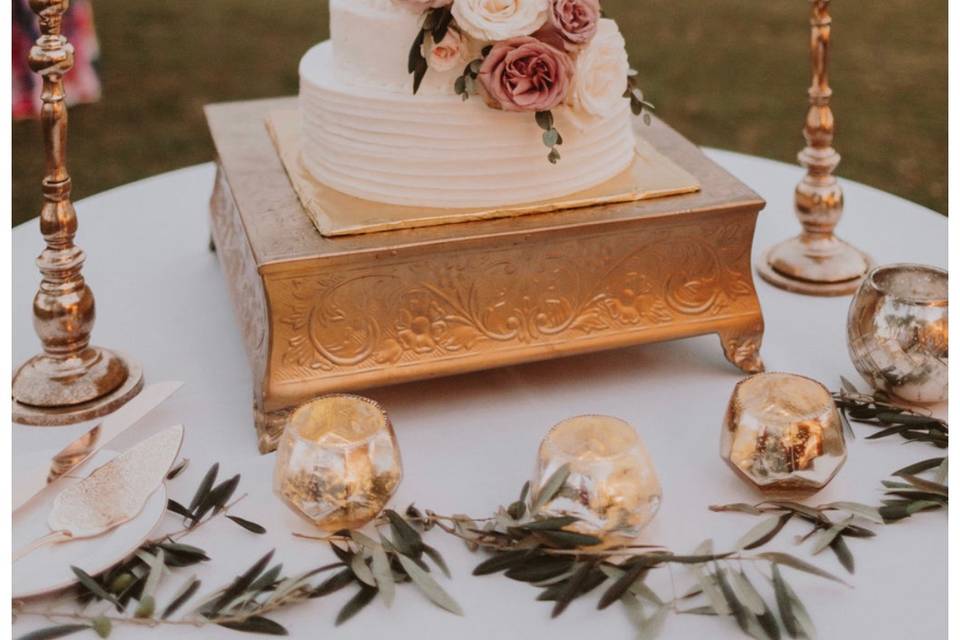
[11,0,947,226]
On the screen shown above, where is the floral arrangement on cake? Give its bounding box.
[400,0,651,163]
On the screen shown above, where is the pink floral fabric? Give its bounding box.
[12,0,102,120]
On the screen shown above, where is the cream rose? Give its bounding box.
[425,29,466,72]
[451,0,550,42]
[569,18,630,118]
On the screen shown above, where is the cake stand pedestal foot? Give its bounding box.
[254,400,293,453]
[719,324,765,374]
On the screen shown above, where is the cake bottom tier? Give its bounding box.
[299,42,637,209]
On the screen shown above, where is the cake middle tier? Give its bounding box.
[300,42,637,209]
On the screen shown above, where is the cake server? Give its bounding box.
[14,425,185,561]
[13,381,183,512]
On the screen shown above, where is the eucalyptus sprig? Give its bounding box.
[407,466,843,639]
[407,5,454,95]
[535,110,563,164]
[454,47,490,102]
[625,69,655,125]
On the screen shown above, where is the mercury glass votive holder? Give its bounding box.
[532,415,661,537]
[273,394,402,531]
[847,264,948,404]
[721,373,846,497]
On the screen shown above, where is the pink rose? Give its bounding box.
[425,29,465,72]
[393,0,452,11]
[548,0,600,47]
[478,36,574,112]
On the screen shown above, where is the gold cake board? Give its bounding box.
[266,108,701,236]
[205,97,767,453]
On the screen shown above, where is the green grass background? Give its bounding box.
[11,0,947,225]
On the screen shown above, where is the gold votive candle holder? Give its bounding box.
[721,373,846,497]
[532,415,661,537]
[848,264,948,404]
[273,394,402,531]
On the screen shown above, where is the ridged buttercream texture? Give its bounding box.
[300,0,637,208]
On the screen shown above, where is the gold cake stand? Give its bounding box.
[206,97,767,452]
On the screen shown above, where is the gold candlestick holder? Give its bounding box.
[758,0,872,296]
[13,0,143,426]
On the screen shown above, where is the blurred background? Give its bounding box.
[11,0,947,226]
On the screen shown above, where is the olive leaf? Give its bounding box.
[735,513,792,550]
[335,586,377,626]
[531,463,571,513]
[16,625,92,640]
[395,553,463,616]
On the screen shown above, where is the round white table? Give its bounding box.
[13,150,947,639]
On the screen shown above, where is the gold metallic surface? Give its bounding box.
[758,0,871,297]
[14,425,183,561]
[721,373,846,497]
[267,109,701,237]
[533,416,661,536]
[273,394,402,531]
[206,98,766,452]
[12,0,141,425]
[847,264,948,404]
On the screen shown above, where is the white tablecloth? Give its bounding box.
[13,150,947,639]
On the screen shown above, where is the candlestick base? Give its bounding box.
[12,351,144,426]
[758,236,872,297]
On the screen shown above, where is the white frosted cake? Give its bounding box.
[299,0,644,209]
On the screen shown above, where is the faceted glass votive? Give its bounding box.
[721,373,846,497]
[273,394,402,531]
[532,415,661,537]
[848,264,948,404]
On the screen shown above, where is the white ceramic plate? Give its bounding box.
[13,449,168,600]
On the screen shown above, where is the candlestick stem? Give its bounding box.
[13,0,143,425]
[758,0,872,296]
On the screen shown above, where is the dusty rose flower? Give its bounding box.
[548,0,600,47]
[424,28,466,72]
[478,36,574,111]
[393,0,452,11]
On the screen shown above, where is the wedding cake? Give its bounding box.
[299,0,649,209]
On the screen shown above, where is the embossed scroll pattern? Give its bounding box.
[210,168,269,381]
[271,221,758,381]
